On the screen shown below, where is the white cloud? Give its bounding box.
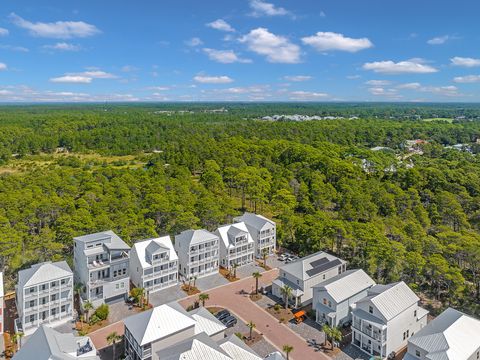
[346,75,361,79]
[239,28,301,63]
[363,59,438,74]
[185,37,203,47]
[0,28,9,36]
[206,19,235,32]
[284,75,312,82]
[319,11,326,18]
[203,48,251,63]
[148,86,170,91]
[397,82,421,89]
[193,75,234,84]
[79,70,117,79]
[121,65,139,72]
[249,0,290,17]
[368,87,401,98]
[453,75,480,83]
[43,42,82,51]
[421,85,459,96]
[302,32,373,53]
[10,13,100,39]
[427,35,456,45]
[365,80,391,86]
[0,63,7,71]
[289,91,328,100]
[50,75,92,83]
[0,45,28,52]
[450,56,480,67]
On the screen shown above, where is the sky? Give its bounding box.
[0,0,479,102]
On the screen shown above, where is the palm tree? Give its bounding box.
[280,284,292,309]
[246,321,256,340]
[74,283,83,305]
[198,293,209,307]
[106,331,122,359]
[193,276,198,288]
[12,332,24,353]
[83,301,94,323]
[322,324,342,349]
[283,344,293,360]
[232,263,239,279]
[262,248,269,268]
[252,272,262,294]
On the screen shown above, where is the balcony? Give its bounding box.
[352,320,386,343]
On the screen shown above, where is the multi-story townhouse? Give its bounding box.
[16,261,73,335]
[74,230,131,307]
[129,236,178,293]
[233,212,276,258]
[218,334,262,360]
[215,222,255,269]
[124,301,226,360]
[272,251,347,307]
[351,281,428,358]
[0,271,4,335]
[313,269,375,327]
[174,229,219,280]
[404,307,480,360]
[13,325,99,360]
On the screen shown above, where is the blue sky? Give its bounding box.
[0,0,479,102]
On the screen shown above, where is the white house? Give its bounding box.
[351,281,428,358]
[129,236,178,293]
[219,334,262,360]
[156,332,231,360]
[16,261,74,335]
[0,271,4,335]
[313,269,375,327]
[404,307,480,360]
[215,222,255,269]
[74,230,131,306]
[123,301,226,360]
[272,251,347,307]
[13,325,99,360]
[233,212,276,258]
[174,229,219,280]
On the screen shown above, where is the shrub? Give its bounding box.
[273,304,281,312]
[89,314,100,325]
[94,304,109,321]
[235,332,245,340]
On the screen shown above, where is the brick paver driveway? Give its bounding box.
[180,269,329,360]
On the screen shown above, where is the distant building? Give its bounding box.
[233,212,276,259]
[16,261,73,335]
[215,222,255,269]
[351,281,428,358]
[123,301,226,360]
[13,325,99,360]
[174,229,219,280]
[74,230,131,306]
[404,307,480,360]
[272,251,347,307]
[129,236,178,293]
[313,269,375,327]
[0,271,3,335]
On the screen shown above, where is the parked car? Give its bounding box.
[222,315,237,328]
[278,254,288,261]
[215,310,230,321]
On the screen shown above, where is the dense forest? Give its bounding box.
[0,103,480,317]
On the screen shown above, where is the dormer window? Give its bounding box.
[369,306,373,314]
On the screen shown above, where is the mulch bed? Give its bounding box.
[243,331,264,346]
[181,284,201,295]
[219,267,239,282]
[322,342,342,356]
[249,293,263,301]
[265,305,293,323]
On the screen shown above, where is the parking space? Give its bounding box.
[195,272,229,291]
[148,284,185,307]
[235,262,266,279]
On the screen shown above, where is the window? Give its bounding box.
[51,281,56,287]
[61,279,67,285]
[403,331,406,340]
[416,350,420,357]
[61,305,66,313]
[406,330,409,338]
[328,301,332,307]
[369,306,373,314]
[29,287,35,293]
[116,283,120,290]
[51,308,56,316]
[414,309,417,317]
[30,300,35,307]
[323,298,327,305]
[29,315,35,323]
[323,274,326,280]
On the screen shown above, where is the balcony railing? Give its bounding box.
[352,321,386,342]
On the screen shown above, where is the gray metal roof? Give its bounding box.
[18,261,72,288]
[13,325,99,360]
[190,307,227,336]
[279,251,345,281]
[218,335,262,360]
[156,332,232,360]
[356,281,420,321]
[216,222,254,249]
[264,351,286,360]
[233,212,275,231]
[408,307,480,360]
[175,229,218,247]
[314,269,375,303]
[74,230,130,251]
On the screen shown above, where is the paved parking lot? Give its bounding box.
[149,284,185,307]
[195,272,229,291]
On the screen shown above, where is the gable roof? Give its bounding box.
[74,230,130,251]
[357,281,420,321]
[124,302,196,346]
[13,325,99,360]
[156,332,232,360]
[216,222,253,249]
[408,307,480,360]
[280,251,345,281]
[264,352,286,360]
[132,236,178,269]
[190,307,226,336]
[175,229,218,247]
[314,269,376,303]
[18,261,72,288]
[219,335,262,360]
[233,212,275,230]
